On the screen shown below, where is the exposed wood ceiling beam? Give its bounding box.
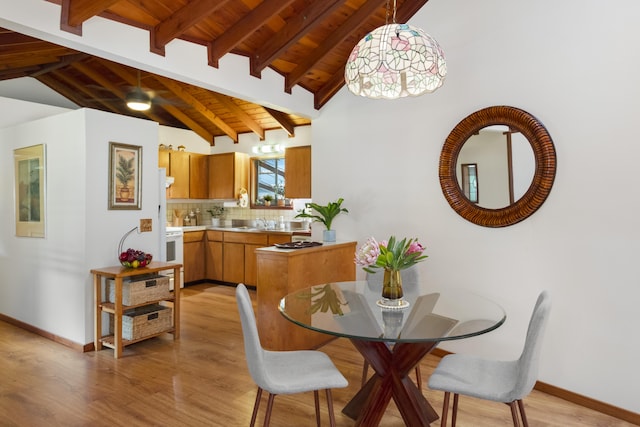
[29,53,88,77]
[152,74,239,144]
[49,69,121,111]
[161,103,215,145]
[264,107,295,137]
[315,67,346,110]
[60,0,120,34]
[250,0,343,78]
[207,0,296,68]
[36,74,85,106]
[284,0,387,93]
[151,0,230,55]
[212,93,265,140]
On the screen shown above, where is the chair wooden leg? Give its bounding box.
[314,390,321,427]
[326,389,337,427]
[517,399,529,427]
[263,393,276,427]
[250,387,263,427]
[440,391,450,427]
[452,393,459,427]
[508,401,521,427]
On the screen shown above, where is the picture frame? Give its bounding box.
[14,144,46,238]
[109,142,142,210]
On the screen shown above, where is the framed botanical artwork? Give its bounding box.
[109,142,142,210]
[14,144,46,238]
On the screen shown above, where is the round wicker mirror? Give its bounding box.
[439,106,556,227]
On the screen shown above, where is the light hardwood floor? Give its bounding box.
[0,283,635,427]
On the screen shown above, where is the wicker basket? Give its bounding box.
[107,274,171,306]
[122,304,172,341]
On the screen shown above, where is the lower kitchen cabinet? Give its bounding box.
[206,230,223,281]
[220,231,291,286]
[223,242,245,283]
[183,230,205,283]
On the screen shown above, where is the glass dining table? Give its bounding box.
[278,281,506,427]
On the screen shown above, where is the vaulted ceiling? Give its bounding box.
[0,0,429,144]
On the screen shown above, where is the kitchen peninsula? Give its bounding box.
[255,241,356,351]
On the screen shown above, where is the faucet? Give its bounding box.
[255,218,267,229]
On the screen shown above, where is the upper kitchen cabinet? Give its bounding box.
[284,146,311,199]
[160,150,209,199]
[189,153,209,199]
[161,150,190,199]
[209,152,249,200]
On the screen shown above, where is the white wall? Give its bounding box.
[0,104,159,345]
[1,0,639,416]
[311,0,640,413]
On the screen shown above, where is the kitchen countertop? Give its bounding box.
[178,225,310,236]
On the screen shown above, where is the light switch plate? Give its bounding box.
[140,219,152,232]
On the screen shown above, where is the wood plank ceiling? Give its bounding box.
[0,0,429,144]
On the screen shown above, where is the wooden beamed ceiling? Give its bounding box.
[0,0,429,144]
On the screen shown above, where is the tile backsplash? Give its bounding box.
[166,199,310,228]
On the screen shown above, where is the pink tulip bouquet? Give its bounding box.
[354,236,427,273]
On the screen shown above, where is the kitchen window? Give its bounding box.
[251,155,290,208]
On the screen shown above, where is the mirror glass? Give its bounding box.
[457,126,535,209]
[439,106,556,227]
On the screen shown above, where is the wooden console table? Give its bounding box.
[91,261,182,358]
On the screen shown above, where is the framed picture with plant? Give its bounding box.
[14,144,46,238]
[109,142,142,210]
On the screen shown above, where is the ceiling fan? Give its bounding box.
[125,71,152,111]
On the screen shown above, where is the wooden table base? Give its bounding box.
[343,339,440,426]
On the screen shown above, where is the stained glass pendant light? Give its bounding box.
[345,0,446,99]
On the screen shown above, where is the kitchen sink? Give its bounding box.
[226,226,262,231]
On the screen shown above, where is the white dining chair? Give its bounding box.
[427,291,551,427]
[361,267,423,389]
[235,283,348,427]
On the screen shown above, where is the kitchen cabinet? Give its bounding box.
[164,150,190,199]
[91,262,181,358]
[160,150,210,199]
[223,231,268,286]
[285,146,311,198]
[183,230,206,283]
[189,153,209,199]
[206,230,224,282]
[255,241,356,351]
[209,152,249,199]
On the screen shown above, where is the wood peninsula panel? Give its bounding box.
[255,241,356,351]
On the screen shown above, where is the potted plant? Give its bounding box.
[276,184,286,206]
[263,194,274,206]
[207,206,225,226]
[295,198,348,242]
[116,154,135,200]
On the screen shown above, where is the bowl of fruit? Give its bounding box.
[119,248,153,268]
